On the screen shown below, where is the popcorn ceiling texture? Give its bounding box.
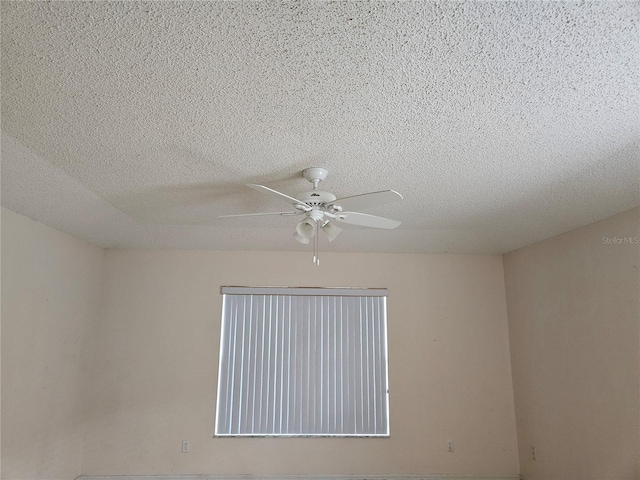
[1,1,638,253]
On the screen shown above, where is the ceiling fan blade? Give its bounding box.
[219,211,303,218]
[329,190,403,211]
[247,184,310,210]
[335,212,401,229]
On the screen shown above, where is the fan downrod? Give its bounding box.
[302,167,328,189]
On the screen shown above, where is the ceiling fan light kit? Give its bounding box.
[320,219,342,242]
[295,213,320,240]
[293,232,310,245]
[221,167,403,265]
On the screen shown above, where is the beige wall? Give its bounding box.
[81,249,519,476]
[5,204,637,478]
[504,208,640,479]
[1,208,105,479]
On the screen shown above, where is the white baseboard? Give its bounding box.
[76,475,522,480]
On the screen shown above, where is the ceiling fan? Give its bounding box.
[220,167,403,264]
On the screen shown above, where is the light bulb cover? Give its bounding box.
[293,232,310,244]
[296,217,317,239]
[320,220,342,242]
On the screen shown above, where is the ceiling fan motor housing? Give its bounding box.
[295,190,337,206]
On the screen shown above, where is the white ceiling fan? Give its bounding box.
[220,167,403,264]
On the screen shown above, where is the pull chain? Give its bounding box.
[313,220,320,265]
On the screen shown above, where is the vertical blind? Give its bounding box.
[215,287,390,436]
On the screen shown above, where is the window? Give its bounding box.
[215,287,390,437]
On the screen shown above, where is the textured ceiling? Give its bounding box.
[1,1,638,254]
